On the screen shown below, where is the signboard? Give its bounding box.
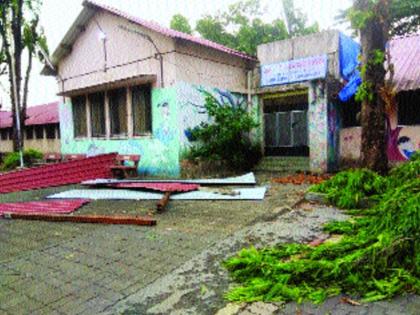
[260,54,328,87]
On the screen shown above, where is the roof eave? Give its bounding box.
[41,3,96,76]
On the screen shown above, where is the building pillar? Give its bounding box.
[308,80,329,173]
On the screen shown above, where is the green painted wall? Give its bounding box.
[59,87,181,177]
[59,82,260,177]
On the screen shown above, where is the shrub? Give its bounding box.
[1,148,43,171]
[187,91,261,171]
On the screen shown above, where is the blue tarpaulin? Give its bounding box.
[338,33,362,102]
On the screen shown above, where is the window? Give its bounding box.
[72,96,87,137]
[398,91,420,125]
[26,126,34,140]
[132,85,152,135]
[1,128,8,140]
[109,88,127,137]
[35,126,44,139]
[46,124,56,139]
[340,97,361,128]
[71,84,152,139]
[89,92,106,137]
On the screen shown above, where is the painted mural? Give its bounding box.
[327,102,340,171]
[308,80,329,172]
[339,116,419,162]
[176,81,261,148]
[59,87,181,176]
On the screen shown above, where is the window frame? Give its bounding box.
[70,83,153,140]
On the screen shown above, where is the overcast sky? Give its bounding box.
[0,0,352,110]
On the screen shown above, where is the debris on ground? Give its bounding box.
[0,153,117,194]
[3,212,156,226]
[224,156,420,304]
[0,199,90,215]
[47,187,267,201]
[82,172,257,186]
[272,173,330,185]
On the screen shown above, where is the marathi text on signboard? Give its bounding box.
[260,54,328,87]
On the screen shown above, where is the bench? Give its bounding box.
[63,154,87,161]
[110,155,140,178]
[44,153,62,163]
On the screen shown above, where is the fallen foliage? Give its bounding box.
[224,156,420,305]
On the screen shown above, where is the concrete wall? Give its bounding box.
[58,11,176,94]
[0,126,61,154]
[257,30,340,80]
[60,87,181,176]
[59,82,258,176]
[174,40,251,93]
[340,124,420,162]
[58,11,252,96]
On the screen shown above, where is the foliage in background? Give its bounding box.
[0,0,48,151]
[172,0,318,55]
[186,91,261,171]
[338,0,420,36]
[1,148,42,171]
[224,158,420,304]
[169,14,192,34]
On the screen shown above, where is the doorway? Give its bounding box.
[263,91,309,156]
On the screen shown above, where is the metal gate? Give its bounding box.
[264,111,308,148]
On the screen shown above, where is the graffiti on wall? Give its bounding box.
[308,80,329,172]
[340,116,419,162]
[176,82,252,146]
[387,121,417,161]
[59,88,181,177]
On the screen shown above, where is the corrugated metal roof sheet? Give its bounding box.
[389,33,420,92]
[0,199,90,215]
[0,101,59,129]
[0,153,116,194]
[105,182,200,192]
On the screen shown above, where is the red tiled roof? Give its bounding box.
[0,101,59,129]
[84,0,256,61]
[390,33,420,91]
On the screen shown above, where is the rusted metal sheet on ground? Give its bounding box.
[0,199,90,215]
[0,153,117,194]
[3,213,156,226]
[103,182,200,192]
[82,172,257,186]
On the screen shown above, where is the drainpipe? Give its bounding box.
[247,70,253,112]
[119,25,164,88]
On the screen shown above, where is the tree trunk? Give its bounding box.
[357,0,390,174]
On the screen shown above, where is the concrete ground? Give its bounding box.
[0,175,305,315]
[1,171,419,314]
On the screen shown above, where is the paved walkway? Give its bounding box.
[0,181,305,314]
[109,204,420,315]
[1,181,418,314]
